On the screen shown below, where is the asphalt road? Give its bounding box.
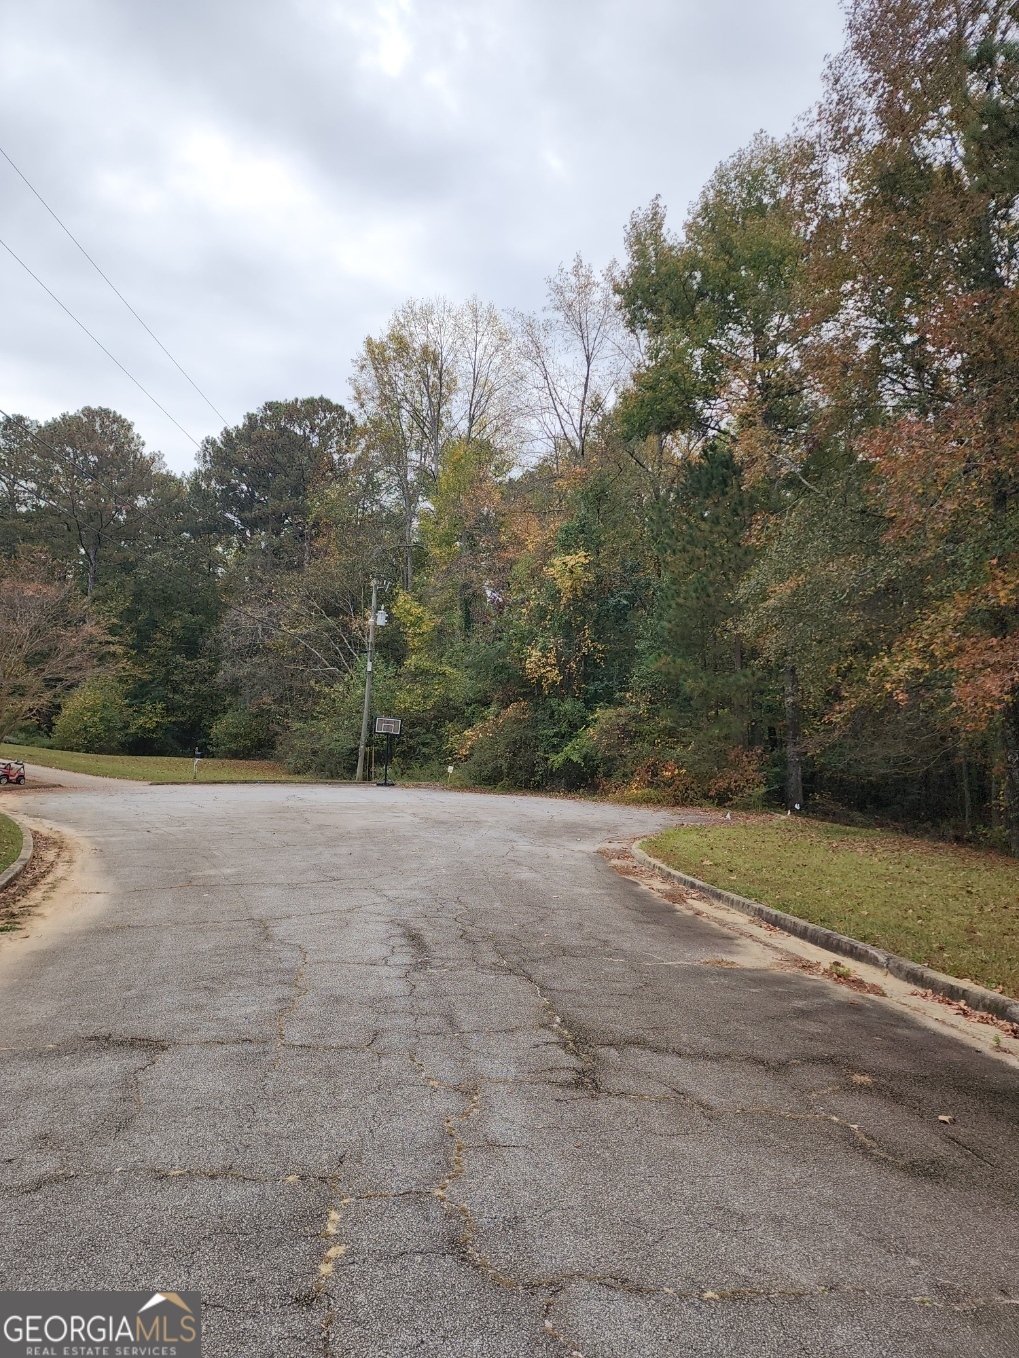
[0,779,1017,1357]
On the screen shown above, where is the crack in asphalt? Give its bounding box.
[462,935,905,1164]
[0,1035,386,1056]
[306,1178,346,1356]
[274,936,311,1052]
[77,878,372,896]
[120,1040,175,1137]
[375,928,910,1354]
[5,792,1018,1356]
[430,1086,512,1282]
[1,1162,345,1195]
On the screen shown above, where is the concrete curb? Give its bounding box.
[632,840,1019,1027]
[0,816,33,892]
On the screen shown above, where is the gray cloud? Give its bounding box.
[0,0,845,471]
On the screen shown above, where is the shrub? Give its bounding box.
[619,757,700,805]
[209,704,277,759]
[52,677,131,753]
[457,701,543,787]
[2,721,52,748]
[551,704,644,781]
[705,746,767,807]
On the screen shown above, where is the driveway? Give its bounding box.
[0,781,1016,1357]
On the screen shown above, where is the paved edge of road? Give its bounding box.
[0,816,34,892]
[632,840,1019,1026]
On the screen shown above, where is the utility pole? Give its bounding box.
[355,578,378,782]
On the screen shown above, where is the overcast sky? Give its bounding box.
[0,0,846,472]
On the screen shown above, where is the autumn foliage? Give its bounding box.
[4,0,1019,850]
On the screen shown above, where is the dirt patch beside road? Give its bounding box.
[0,826,71,935]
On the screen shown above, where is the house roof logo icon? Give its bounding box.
[137,1293,193,1316]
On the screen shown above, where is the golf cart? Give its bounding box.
[0,760,26,785]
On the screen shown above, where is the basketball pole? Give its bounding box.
[377,732,394,788]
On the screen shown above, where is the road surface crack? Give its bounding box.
[302,1175,346,1356]
[274,937,310,1056]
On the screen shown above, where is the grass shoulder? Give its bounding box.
[0,813,22,874]
[0,744,316,785]
[643,816,1019,999]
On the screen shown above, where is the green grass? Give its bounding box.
[643,817,1019,998]
[0,812,22,874]
[0,743,315,785]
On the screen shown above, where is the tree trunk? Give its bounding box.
[85,546,98,597]
[784,664,803,811]
[959,750,972,837]
[1001,698,1019,855]
[403,507,414,591]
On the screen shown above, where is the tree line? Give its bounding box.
[2,0,1018,849]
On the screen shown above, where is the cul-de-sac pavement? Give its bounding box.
[1,773,1016,1357]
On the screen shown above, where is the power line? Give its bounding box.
[0,232,200,447]
[0,142,228,426]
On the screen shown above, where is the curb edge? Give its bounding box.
[632,840,1019,1027]
[0,816,34,892]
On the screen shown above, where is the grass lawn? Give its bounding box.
[0,813,22,874]
[643,817,1019,999]
[0,744,315,785]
